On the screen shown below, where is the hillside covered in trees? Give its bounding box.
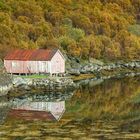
[0,0,140,60]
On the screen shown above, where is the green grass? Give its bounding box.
[16,74,49,79]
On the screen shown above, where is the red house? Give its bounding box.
[4,49,65,74]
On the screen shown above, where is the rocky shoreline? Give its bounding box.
[0,60,140,96]
[0,61,12,96]
[69,60,140,75]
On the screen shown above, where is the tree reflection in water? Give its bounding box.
[0,76,140,139]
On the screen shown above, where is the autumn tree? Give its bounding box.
[0,0,139,60]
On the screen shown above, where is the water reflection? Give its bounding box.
[0,89,75,124]
[10,99,65,121]
[69,77,140,120]
[0,77,140,139]
[0,96,11,124]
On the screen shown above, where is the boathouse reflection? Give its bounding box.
[9,98,66,121]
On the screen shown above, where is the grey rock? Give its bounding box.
[80,61,140,74]
[12,77,26,87]
[69,69,80,76]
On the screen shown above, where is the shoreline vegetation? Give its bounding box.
[0,60,140,96]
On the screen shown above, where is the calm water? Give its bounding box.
[0,76,140,140]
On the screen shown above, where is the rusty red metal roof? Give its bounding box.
[8,109,56,121]
[4,49,58,61]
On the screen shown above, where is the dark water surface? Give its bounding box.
[0,76,140,140]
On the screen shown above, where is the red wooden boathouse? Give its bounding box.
[4,49,65,74]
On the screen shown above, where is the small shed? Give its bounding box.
[4,49,65,74]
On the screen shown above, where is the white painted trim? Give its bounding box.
[57,49,66,61]
[51,49,65,61]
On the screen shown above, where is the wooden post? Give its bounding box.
[50,73,52,77]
